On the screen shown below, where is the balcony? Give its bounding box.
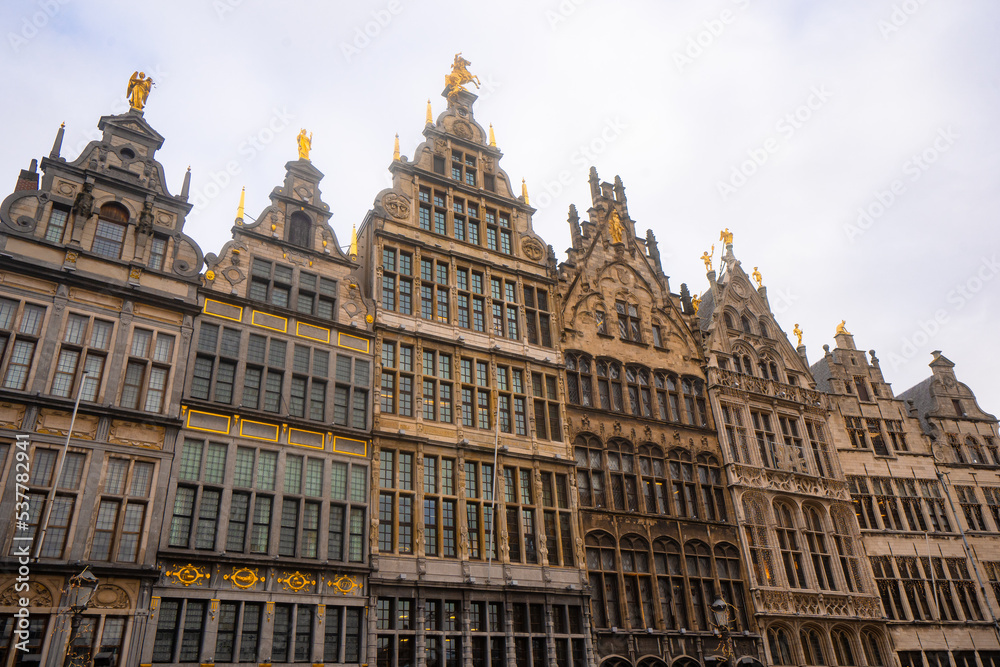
[708,367,826,409]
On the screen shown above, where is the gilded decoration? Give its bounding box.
[163,563,210,587]
[327,574,362,595]
[444,53,481,100]
[277,571,316,592]
[224,567,262,590]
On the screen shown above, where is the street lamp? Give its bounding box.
[64,569,99,667]
[710,595,736,666]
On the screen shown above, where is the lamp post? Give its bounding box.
[64,568,99,667]
[711,596,737,666]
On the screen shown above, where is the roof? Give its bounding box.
[697,286,716,331]
[809,356,834,394]
[896,375,935,433]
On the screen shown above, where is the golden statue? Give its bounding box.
[793,323,803,346]
[126,71,154,111]
[700,244,715,271]
[752,266,763,288]
[444,53,481,100]
[691,293,702,314]
[608,209,624,244]
[297,129,313,160]
[836,320,851,335]
[720,228,733,245]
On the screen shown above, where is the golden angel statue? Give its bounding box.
[608,209,624,244]
[752,266,763,288]
[691,293,702,314]
[126,71,154,111]
[793,323,803,346]
[445,53,481,100]
[700,245,715,271]
[720,228,733,245]
[836,320,851,335]
[297,129,313,160]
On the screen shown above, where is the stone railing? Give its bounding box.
[708,367,825,409]
[752,589,883,619]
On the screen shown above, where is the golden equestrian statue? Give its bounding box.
[445,53,481,100]
[720,228,733,245]
[793,323,803,346]
[700,244,715,271]
[297,129,313,160]
[836,320,851,335]
[752,266,763,288]
[126,71,154,111]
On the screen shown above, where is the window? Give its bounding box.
[886,419,908,452]
[685,541,715,630]
[956,486,987,531]
[92,203,129,259]
[290,345,328,422]
[152,599,207,663]
[800,627,826,667]
[742,494,775,586]
[668,450,698,518]
[806,421,834,477]
[586,533,621,628]
[620,535,656,630]
[853,375,871,401]
[459,358,491,429]
[271,604,316,663]
[378,449,414,554]
[381,341,413,417]
[616,300,641,342]
[574,434,606,509]
[845,416,867,449]
[715,542,749,629]
[44,204,70,243]
[531,372,561,441]
[51,313,113,401]
[279,455,325,558]
[768,627,793,666]
[215,602,264,663]
[333,353,369,428]
[420,256,450,322]
[490,276,518,338]
[322,606,363,664]
[654,539,688,630]
[504,467,539,564]
[625,365,653,418]
[720,404,749,462]
[596,308,608,335]
[778,415,805,472]
[91,457,154,562]
[11,447,85,558]
[683,378,708,427]
[606,439,640,513]
[296,271,337,320]
[870,556,905,620]
[523,286,552,347]
[456,267,486,332]
[0,300,46,390]
[867,418,889,456]
[654,371,683,423]
[984,487,1000,529]
[565,352,593,408]
[832,629,857,667]
[541,472,574,567]
[188,322,236,406]
[596,359,624,412]
[423,455,458,558]
[329,460,368,562]
[652,322,664,347]
[464,459,497,560]
[697,454,726,521]
[240,333,288,412]
[804,507,836,590]
[381,247,412,315]
[751,410,778,468]
[967,436,987,465]
[422,349,453,423]
[226,446,279,554]
[638,444,670,515]
[424,598,463,667]
[148,235,168,271]
[248,258,292,308]
[287,210,312,247]
[832,508,862,593]
[168,439,229,550]
[376,598,417,667]
[895,479,928,531]
[483,208,512,255]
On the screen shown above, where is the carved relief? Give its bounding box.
[91,584,131,609]
[521,237,544,261]
[381,193,411,220]
[0,581,52,607]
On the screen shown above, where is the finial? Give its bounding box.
[126,71,154,111]
[489,123,497,148]
[297,129,313,160]
[521,179,529,205]
[349,224,359,262]
[236,187,245,225]
[50,121,66,159]
[393,133,400,161]
[180,166,192,200]
[426,100,433,124]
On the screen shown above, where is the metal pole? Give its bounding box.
[35,372,93,558]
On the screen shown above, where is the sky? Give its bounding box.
[2,0,998,413]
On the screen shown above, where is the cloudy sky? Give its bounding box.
[2,0,998,412]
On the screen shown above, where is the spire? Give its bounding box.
[349,224,359,261]
[50,122,65,159]
[236,186,245,225]
[521,179,529,206]
[489,123,496,148]
[180,166,191,200]
[426,100,433,125]
[588,166,600,201]
[393,133,400,161]
[568,204,581,246]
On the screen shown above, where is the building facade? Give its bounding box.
[557,172,761,667]
[694,245,889,667]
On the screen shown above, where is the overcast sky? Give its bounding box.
[2,0,998,413]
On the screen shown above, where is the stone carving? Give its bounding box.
[91,584,130,609]
[0,581,51,607]
[521,237,544,261]
[381,192,411,220]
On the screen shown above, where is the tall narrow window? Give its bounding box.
[92,203,129,259]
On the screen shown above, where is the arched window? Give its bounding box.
[775,502,807,588]
[806,420,834,478]
[654,539,687,630]
[287,211,312,247]
[586,533,620,628]
[565,352,593,407]
[668,450,697,518]
[759,355,781,382]
[714,543,749,630]
[740,315,753,335]
[684,540,714,630]
[620,535,655,629]
[801,626,828,666]
[596,360,625,412]
[832,507,863,593]
[653,372,682,422]
[831,628,857,666]
[574,434,605,509]
[607,439,639,512]
[742,494,775,586]
[93,202,130,259]
[759,318,770,338]
[638,444,669,515]
[724,312,735,329]
[966,436,986,464]
[804,506,836,590]
[861,629,886,667]
[720,403,750,463]
[741,355,754,376]
[767,626,794,666]
[697,454,726,521]
[626,365,653,418]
